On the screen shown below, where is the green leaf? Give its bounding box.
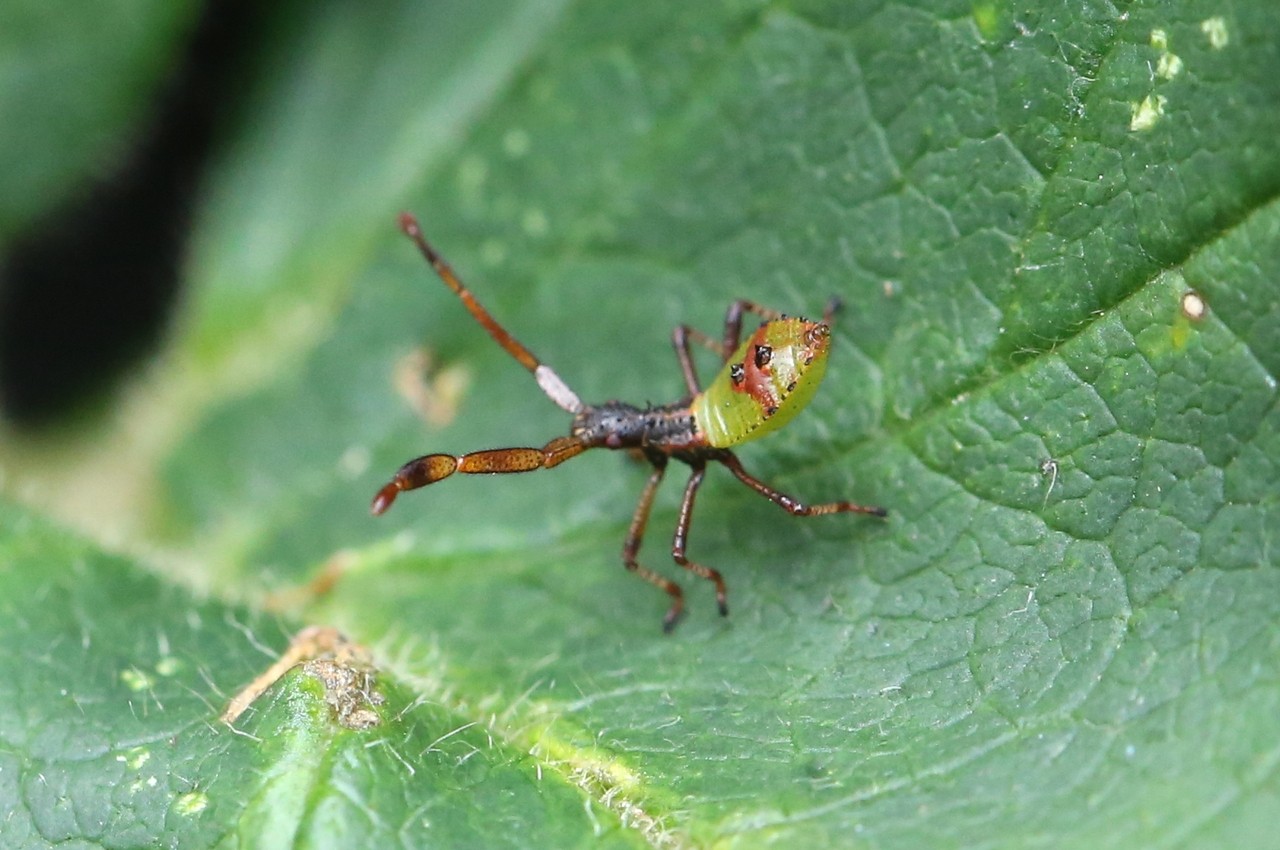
[5,1,1280,847]
[0,503,638,848]
[0,0,200,238]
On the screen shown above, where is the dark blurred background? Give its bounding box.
[0,1,259,427]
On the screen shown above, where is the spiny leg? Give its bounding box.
[622,457,685,632]
[671,463,729,617]
[717,451,888,517]
[398,212,583,414]
[371,435,587,515]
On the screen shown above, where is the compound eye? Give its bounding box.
[753,344,772,369]
[730,363,746,385]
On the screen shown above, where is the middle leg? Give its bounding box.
[622,457,685,632]
[720,299,786,359]
[671,462,728,617]
[672,324,718,396]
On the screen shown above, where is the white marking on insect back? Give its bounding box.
[536,365,583,413]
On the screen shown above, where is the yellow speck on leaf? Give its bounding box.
[1129,95,1167,132]
[117,746,151,770]
[120,668,154,692]
[972,1,1002,40]
[1201,16,1228,49]
[175,791,209,816]
[1156,52,1183,79]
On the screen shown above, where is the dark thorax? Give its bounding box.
[571,400,702,452]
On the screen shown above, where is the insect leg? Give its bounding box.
[717,451,888,517]
[671,324,721,395]
[674,298,795,393]
[622,457,685,632]
[398,213,583,414]
[370,435,587,515]
[721,300,787,361]
[671,463,729,617]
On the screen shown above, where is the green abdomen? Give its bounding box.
[691,318,830,449]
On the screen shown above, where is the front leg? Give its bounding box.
[621,456,686,632]
[670,462,729,617]
[673,299,810,395]
[720,299,785,361]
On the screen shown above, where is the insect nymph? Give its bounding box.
[373,213,887,631]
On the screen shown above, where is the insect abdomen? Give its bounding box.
[691,318,831,448]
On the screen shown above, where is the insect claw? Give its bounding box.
[661,602,685,634]
[717,597,729,617]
